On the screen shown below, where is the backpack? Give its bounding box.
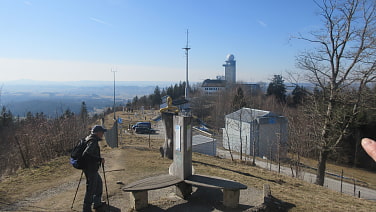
[70,139,88,169]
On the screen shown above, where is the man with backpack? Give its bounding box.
[82,125,107,212]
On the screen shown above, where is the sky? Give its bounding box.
[0,0,321,84]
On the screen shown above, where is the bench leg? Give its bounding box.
[223,189,240,208]
[129,191,148,210]
[175,182,192,199]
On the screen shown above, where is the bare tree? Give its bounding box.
[296,0,376,185]
[223,120,235,161]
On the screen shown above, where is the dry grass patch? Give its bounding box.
[295,154,376,189]
[0,156,78,203]
[191,153,376,212]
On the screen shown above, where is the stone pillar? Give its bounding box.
[161,112,174,159]
[171,115,192,179]
[175,182,192,199]
[171,115,193,197]
[223,189,240,208]
[263,184,271,202]
[129,191,148,210]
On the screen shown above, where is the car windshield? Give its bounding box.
[136,122,151,128]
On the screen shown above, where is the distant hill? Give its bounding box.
[0,80,181,117]
[0,80,315,117]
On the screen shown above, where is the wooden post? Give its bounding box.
[148,133,151,149]
[340,169,343,194]
[353,178,356,196]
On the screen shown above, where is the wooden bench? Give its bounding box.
[123,174,247,210]
[122,174,183,210]
[184,174,247,208]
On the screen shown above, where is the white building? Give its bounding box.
[201,54,236,95]
[222,108,288,160]
[223,54,236,84]
[201,78,226,95]
[201,54,263,96]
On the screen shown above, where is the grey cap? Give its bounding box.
[91,125,107,133]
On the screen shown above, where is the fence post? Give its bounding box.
[353,178,356,196]
[340,169,343,194]
[148,133,151,149]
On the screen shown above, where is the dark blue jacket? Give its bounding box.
[83,134,102,171]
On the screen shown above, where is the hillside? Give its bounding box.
[1,111,375,211]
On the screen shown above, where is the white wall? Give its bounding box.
[223,116,288,160]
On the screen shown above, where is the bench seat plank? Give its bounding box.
[123,174,183,192]
[184,174,247,190]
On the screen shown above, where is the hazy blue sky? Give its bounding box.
[0,0,321,83]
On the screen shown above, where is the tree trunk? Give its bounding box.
[315,150,329,186]
[224,126,234,161]
[239,112,243,161]
[353,130,361,168]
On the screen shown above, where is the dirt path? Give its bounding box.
[28,148,129,212]
[0,148,126,212]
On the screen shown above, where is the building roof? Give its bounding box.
[160,95,189,109]
[202,79,227,87]
[225,108,282,122]
[193,134,216,145]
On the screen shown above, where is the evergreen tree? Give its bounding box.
[26,111,33,120]
[152,86,162,106]
[232,87,247,110]
[292,85,307,106]
[63,109,74,118]
[0,106,12,128]
[80,101,89,122]
[166,86,174,98]
[132,96,139,107]
[161,88,167,97]
[267,75,286,103]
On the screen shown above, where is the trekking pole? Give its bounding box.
[71,170,84,210]
[102,162,110,212]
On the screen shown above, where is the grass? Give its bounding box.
[2,147,375,211]
[0,156,77,203]
[191,153,376,212]
[1,109,376,212]
[296,155,376,189]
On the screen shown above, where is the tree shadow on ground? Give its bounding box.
[258,195,296,212]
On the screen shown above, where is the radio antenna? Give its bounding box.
[182,29,191,99]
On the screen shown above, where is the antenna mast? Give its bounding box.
[183,29,190,100]
[111,68,117,120]
[111,68,119,147]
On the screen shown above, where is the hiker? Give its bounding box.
[82,125,107,212]
[362,138,376,162]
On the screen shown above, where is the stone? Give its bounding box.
[223,189,240,208]
[129,191,148,210]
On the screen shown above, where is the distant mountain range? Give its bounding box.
[0,80,315,117]
[0,80,181,117]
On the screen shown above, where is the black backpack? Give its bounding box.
[70,139,88,169]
